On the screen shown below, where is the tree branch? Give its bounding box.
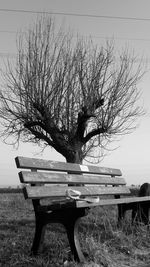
[74,106,94,142]
[83,127,106,144]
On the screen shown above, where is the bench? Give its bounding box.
[15,156,150,262]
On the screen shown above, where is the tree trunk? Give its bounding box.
[66,150,83,164]
[65,146,84,186]
[66,151,83,164]
[65,143,83,164]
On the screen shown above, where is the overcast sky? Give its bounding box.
[0,0,150,186]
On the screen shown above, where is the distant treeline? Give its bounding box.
[0,187,22,193]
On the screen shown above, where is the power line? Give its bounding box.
[0,30,16,33]
[90,35,150,42]
[0,9,150,42]
[0,52,149,64]
[0,8,150,22]
[1,28,150,43]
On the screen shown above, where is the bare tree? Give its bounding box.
[0,17,144,164]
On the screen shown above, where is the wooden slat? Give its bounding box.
[36,196,150,211]
[15,156,122,176]
[23,185,130,199]
[76,196,150,208]
[19,171,126,185]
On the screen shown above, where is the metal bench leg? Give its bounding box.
[64,217,85,262]
[31,217,46,255]
[139,203,149,225]
[132,203,144,224]
[117,204,127,225]
[30,208,87,261]
[132,203,149,225]
[115,196,126,225]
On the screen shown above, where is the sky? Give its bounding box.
[0,0,150,186]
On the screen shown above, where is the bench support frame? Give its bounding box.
[31,201,88,262]
[118,201,150,225]
[15,156,150,263]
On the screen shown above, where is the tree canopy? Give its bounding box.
[0,17,144,163]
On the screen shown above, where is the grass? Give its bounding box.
[0,193,150,267]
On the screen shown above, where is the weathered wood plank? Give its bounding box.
[35,196,150,211]
[76,196,150,208]
[15,156,122,176]
[19,171,126,185]
[23,185,130,199]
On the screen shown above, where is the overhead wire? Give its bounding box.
[0,8,150,43]
[0,8,149,61]
[0,8,150,22]
[0,29,150,43]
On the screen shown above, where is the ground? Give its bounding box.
[0,193,150,267]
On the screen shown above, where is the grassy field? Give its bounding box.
[0,193,150,267]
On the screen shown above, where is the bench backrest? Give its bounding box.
[15,156,130,200]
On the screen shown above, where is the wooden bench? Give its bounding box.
[15,156,150,262]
